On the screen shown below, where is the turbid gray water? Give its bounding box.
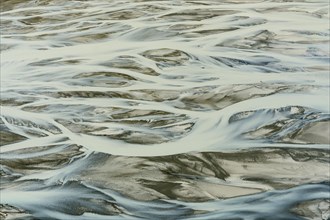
[0,0,329,219]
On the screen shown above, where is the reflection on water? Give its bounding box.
[0,0,329,219]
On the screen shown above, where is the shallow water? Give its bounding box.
[1,0,330,219]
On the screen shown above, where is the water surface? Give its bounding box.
[1,0,329,219]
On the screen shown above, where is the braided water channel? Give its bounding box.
[1,0,329,219]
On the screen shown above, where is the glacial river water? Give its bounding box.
[1,0,330,219]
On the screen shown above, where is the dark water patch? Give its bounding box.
[141,48,193,67]
[160,9,238,22]
[1,149,329,219]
